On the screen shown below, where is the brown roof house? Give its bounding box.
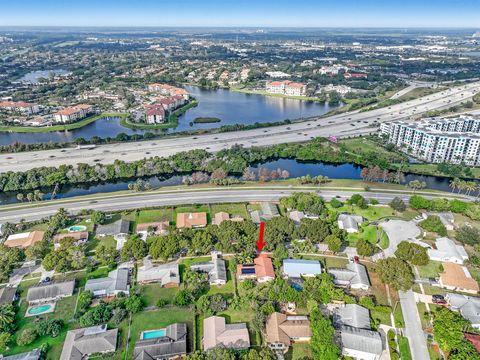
[213,212,244,226]
[203,316,250,351]
[136,221,169,241]
[439,262,480,294]
[266,312,312,353]
[60,324,118,360]
[236,254,275,283]
[4,231,44,249]
[176,212,207,229]
[53,231,89,249]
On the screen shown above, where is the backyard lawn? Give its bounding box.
[210,203,249,219]
[285,342,313,360]
[417,261,442,279]
[127,208,174,225]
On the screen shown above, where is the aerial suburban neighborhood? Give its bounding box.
[1,2,480,360]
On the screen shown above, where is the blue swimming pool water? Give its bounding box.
[141,329,166,340]
[28,304,52,315]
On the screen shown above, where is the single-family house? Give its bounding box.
[425,212,455,230]
[26,280,75,305]
[447,293,480,328]
[282,259,322,278]
[288,211,304,225]
[250,202,280,224]
[53,231,89,249]
[96,219,130,250]
[334,304,383,360]
[337,214,364,233]
[137,258,180,288]
[428,237,469,264]
[136,221,169,241]
[265,312,311,353]
[328,262,371,290]
[60,324,118,360]
[133,323,187,360]
[214,212,230,225]
[0,349,42,360]
[0,286,17,305]
[176,212,207,229]
[236,254,275,283]
[439,262,479,294]
[85,268,130,297]
[4,231,44,249]
[191,252,227,285]
[203,316,250,351]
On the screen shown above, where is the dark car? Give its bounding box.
[432,294,446,304]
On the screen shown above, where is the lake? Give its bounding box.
[19,69,71,84]
[0,86,338,145]
[0,158,472,205]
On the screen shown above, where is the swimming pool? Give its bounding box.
[68,225,87,232]
[27,304,52,315]
[141,329,166,340]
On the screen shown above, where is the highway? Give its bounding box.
[0,186,470,223]
[1,81,479,173]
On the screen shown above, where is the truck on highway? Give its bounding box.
[76,144,97,150]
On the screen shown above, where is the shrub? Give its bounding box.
[330,198,343,208]
[16,328,37,346]
[389,197,406,212]
[419,215,447,236]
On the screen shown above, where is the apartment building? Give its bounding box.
[54,104,95,123]
[0,101,40,115]
[145,104,166,124]
[265,80,306,97]
[381,115,480,166]
[147,83,189,100]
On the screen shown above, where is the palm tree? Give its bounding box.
[449,178,461,193]
[16,193,24,202]
[0,304,15,329]
[465,181,477,196]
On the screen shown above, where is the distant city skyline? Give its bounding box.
[0,0,479,28]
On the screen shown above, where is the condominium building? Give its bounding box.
[0,101,40,115]
[381,115,480,166]
[265,80,306,97]
[145,104,166,124]
[54,104,95,123]
[147,83,189,100]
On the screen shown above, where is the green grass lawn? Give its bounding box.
[346,224,379,246]
[328,204,396,221]
[210,203,249,219]
[141,284,179,307]
[127,208,174,225]
[398,336,413,360]
[417,261,443,279]
[285,342,313,360]
[417,302,430,330]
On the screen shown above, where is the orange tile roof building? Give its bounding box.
[147,83,190,100]
[176,212,208,229]
[54,104,95,123]
[0,101,39,115]
[266,312,311,353]
[265,80,306,97]
[439,262,479,294]
[236,254,275,283]
[4,231,45,249]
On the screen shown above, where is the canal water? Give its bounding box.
[0,86,338,146]
[0,159,471,205]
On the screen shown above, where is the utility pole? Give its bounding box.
[51,183,59,200]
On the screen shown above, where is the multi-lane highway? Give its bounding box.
[1,82,479,173]
[0,186,470,223]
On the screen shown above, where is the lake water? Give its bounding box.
[19,69,71,84]
[0,158,472,205]
[0,87,338,145]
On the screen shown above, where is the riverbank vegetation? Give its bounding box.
[193,117,221,123]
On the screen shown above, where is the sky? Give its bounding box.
[0,0,479,28]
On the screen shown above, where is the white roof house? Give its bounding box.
[190,252,227,285]
[428,237,469,264]
[328,262,371,290]
[85,268,130,297]
[337,214,364,233]
[137,258,180,287]
[447,293,480,329]
[282,259,322,278]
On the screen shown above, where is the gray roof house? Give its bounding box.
[85,268,129,297]
[337,214,364,233]
[190,252,227,285]
[334,304,383,360]
[60,324,118,360]
[133,323,187,360]
[0,349,42,360]
[96,219,130,237]
[447,293,480,328]
[0,286,17,305]
[26,280,75,305]
[425,212,455,230]
[428,237,469,264]
[250,202,280,224]
[282,259,322,278]
[137,258,180,287]
[328,262,371,290]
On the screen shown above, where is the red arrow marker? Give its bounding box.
[256,221,266,252]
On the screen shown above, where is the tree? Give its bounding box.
[77,291,93,315]
[456,225,480,246]
[79,303,112,327]
[16,193,24,202]
[325,234,342,252]
[330,198,343,208]
[0,332,11,352]
[91,210,106,224]
[408,180,427,192]
[94,244,117,267]
[296,218,331,243]
[37,319,63,337]
[242,347,276,360]
[111,308,128,325]
[349,194,368,209]
[0,304,15,332]
[125,294,144,314]
[16,328,37,346]
[264,217,296,251]
[419,215,447,236]
[303,273,346,304]
[310,307,341,360]
[121,236,147,261]
[389,197,406,212]
[395,241,429,266]
[149,232,181,261]
[280,192,326,215]
[357,238,375,257]
[376,258,414,291]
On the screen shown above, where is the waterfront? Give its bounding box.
[0,158,474,205]
[0,86,338,145]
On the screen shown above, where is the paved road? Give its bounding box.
[399,290,430,360]
[0,186,471,223]
[1,82,479,173]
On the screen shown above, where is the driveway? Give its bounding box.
[380,220,421,257]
